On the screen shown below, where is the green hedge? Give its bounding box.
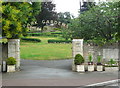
[51,32,62,34]
[27,33,58,37]
[27,32,62,37]
[48,40,72,43]
[27,33,45,36]
[21,38,41,42]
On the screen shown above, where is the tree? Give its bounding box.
[57,12,73,40]
[116,1,120,41]
[57,12,73,24]
[69,2,119,44]
[36,1,58,31]
[80,1,95,13]
[61,27,72,40]
[2,2,41,38]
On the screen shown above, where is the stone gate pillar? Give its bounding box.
[72,39,84,71]
[8,39,20,69]
[72,39,84,57]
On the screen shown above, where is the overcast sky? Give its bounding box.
[54,0,80,17]
[53,0,109,17]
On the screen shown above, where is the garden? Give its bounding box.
[1,1,120,73]
[20,32,72,60]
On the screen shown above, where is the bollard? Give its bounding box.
[2,61,7,72]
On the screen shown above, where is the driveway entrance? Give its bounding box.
[2,59,118,86]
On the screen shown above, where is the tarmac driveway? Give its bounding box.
[2,59,119,86]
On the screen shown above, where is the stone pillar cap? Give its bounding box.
[72,39,83,41]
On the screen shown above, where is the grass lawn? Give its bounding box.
[20,36,72,60]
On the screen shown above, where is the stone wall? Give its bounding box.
[83,43,119,62]
[118,41,120,70]
[72,39,119,63]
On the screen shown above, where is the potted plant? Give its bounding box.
[88,54,94,72]
[105,59,118,71]
[74,54,85,72]
[6,57,16,72]
[96,56,103,71]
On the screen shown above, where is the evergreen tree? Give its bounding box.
[36,1,58,31]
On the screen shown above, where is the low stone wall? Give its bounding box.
[83,43,119,62]
[72,39,119,63]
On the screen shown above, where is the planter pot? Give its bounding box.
[97,65,103,71]
[7,65,15,72]
[76,65,85,72]
[105,67,119,71]
[88,65,94,72]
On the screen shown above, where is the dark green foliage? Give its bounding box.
[69,2,119,44]
[61,28,72,40]
[74,54,84,65]
[97,56,102,65]
[21,38,41,42]
[27,31,62,37]
[57,12,73,24]
[6,57,16,65]
[36,2,57,30]
[105,65,118,67]
[105,59,118,67]
[48,40,72,43]
[97,56,102,63]
[51,32,62,35]
[88,54,92,62]
[27,33,58,37]
[27,33,46,36]
[109,59,116,66]
[80,2,95,13]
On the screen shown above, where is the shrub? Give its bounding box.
[105,59,118,67]
[109,59,116,66]
[27,33,46,36]
[6,57,16,65]
[48,40,72,43]
[51,32,62,34]
[97,56,102,63]
[88,54,92,62]
[21,38,41,42]
[74,54,84,65]
[97,56,102,65]
[27,32,59,37]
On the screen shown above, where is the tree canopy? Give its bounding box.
[2,2,41,39]
[57,12,74,24]
[69,2,120,45]
[36,1,57,30]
